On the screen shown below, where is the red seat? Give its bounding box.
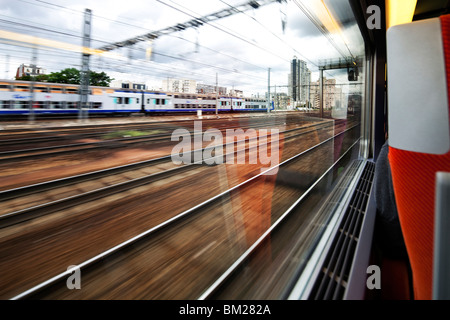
[387,14,450,300]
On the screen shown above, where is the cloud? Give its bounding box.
[0,0,362,95]
[286,8,323,39]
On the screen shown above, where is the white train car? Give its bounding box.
[168,93,220,112]
[0,79,272,116]
[0,80,117,115]
[244,97,270,111]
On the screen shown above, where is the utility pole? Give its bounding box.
[216,72,219,116]
[274,84,277,110]
[5,54,9,79]
[79,8,92,122]
[28,45,38,123]
[319,68,324,118]
[267,68,271,113]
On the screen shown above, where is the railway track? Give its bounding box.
[0,113,317,140]
[0,118,359,299]
[8,124,360,300]
[0,118,336,193]
[0,117,316,162]
[0,119,342,226]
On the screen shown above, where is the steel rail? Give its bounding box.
[198,136,361,300]
[0,119,336,200]
[0,120,339,227]
[0,118,296,162]
[10,123,359,300]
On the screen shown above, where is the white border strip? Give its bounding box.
[288,160,366,300]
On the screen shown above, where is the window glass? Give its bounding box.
[0,0,368,301]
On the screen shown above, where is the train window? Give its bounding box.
[35,87,48,93]
[31,101,45,109]
[92,89,103,95]
[0,101,11,109]
[65,88,78,94]
[195,1,366,300]
[0,0,377,302]
[50,101,62,109]
[11,101,28,109]
[14,85,29,91]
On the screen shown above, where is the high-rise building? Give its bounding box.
[288,57,311,107]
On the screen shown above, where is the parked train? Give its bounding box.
[0,79,272,116]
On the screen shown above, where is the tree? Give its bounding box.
[16,74,49,82]
[47,68,80,84]
[89,71,113,87]
[16,68,113,87]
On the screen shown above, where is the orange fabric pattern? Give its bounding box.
[389,148,450,299]
[388,14,450,300]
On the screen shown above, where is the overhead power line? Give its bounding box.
[98,0,285,52]
[10,0,273,73]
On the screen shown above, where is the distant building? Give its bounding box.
[229,89,243,97]
[309,77,341,110]
[288,57,311,107]
[162,78,197,94]
[16,64,46,79]
[196,83,227,95]
[272,92,290,110]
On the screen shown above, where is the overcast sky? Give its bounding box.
[0,0,363,96]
